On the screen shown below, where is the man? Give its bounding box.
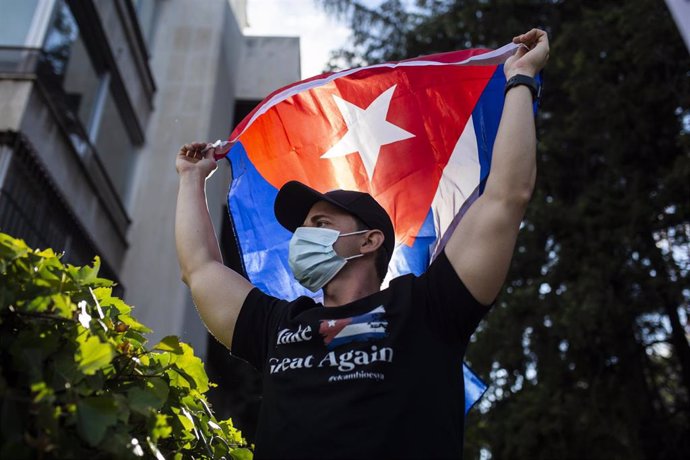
[175,29,549,459]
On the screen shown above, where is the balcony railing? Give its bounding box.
[0,131,122,291]
[0,46,42,75]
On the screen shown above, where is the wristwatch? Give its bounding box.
[504,74,542,103]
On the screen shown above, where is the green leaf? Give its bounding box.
[30,381,54,403]
[0,233,29,261]
[10,331,54,381]
[127,378,169,415]
[25,295,51,313]
[153,335,184,353]
[76,396,119,446]
[174,343,209,393]
[51,293,73,317]
[220,419,247,446]
[124,330,148,348]
[151,414,173,441]
[73,258,100,284]
[93,287,130,314]
[230,448,254,460]
[151,351,172,369]
[112,393,131,423]
[166,367,192,390]
[77,335,115,375]
[35,247,59,260]
[148,376,170,401]
[118,313,153,333]
[52,350,85,387]
[172,406,195,432]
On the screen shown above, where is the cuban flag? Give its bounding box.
[223,42,527,414]
[319,305,388,350]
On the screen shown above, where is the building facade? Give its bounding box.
[0,0,300,366]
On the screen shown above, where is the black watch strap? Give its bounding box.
[504,74,541,103]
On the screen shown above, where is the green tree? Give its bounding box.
[320,1,690,458]
[0,233,252,459]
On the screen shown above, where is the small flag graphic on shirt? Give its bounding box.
[319,306,388,350]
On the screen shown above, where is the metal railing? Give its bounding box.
[0,46,42,75]
[0,131,121,289]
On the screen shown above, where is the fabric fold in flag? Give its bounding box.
[224,43,529,414]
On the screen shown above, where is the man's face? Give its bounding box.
[302,201,363,258]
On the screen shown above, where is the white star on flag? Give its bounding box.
[327,320,336,328]
[321,84,415,181]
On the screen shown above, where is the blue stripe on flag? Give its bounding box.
[348,311,386,325]
[390,208,437,277]
[329,331,388,349]
[472,65,506,194]
[227,142,315,300]
[463,363,488,414]
[472,65,541,195]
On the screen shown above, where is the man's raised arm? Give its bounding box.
[175,142,253,348]
[445,29,550,305]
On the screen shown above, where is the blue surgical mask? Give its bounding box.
[288,227,367,292]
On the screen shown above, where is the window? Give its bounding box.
[41,0,102,135]
[94,90,137,202]
[0,0,39,46]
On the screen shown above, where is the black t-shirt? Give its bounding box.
[231,250,489,459]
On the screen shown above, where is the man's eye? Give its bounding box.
[316,221,329,227]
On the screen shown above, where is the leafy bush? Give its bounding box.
[0,233,252,459]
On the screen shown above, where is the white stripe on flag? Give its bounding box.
[429,115,481,259]
[334,322,388,339]
[359,305,385,316]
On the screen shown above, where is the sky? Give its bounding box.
[243,0,368,79]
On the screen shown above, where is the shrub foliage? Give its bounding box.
[0,233,252,459]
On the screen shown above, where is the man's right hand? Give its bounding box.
[176,142,218,177]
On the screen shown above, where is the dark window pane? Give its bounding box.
[42,0,101,132]
[94,90,137,201]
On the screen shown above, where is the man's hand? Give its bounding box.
[504,28,550,79]
[176,142,219,178]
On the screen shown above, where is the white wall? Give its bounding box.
[236,36,301,100]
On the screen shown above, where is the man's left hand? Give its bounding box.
[504,28,550,79]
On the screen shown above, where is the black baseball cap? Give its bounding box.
[274,181,395,260]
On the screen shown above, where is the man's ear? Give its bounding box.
[360,230,384,255]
